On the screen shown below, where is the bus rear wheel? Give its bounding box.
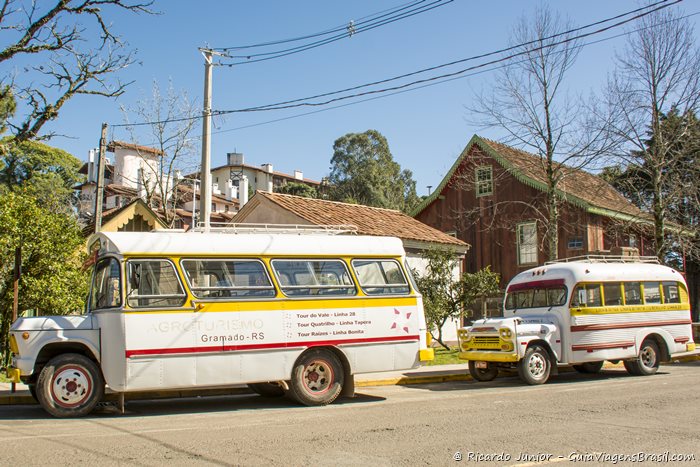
[624,339,660,376]
[288,349,344,406]
[518,346,551,385]
[36,353,104,418]
[468,361,498,382]
[573,361,604,374]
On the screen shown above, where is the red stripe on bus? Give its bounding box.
[571,319,691,332]
[571,341,635,352]
[674,336,690,343]
[125,335,420,358]
[507,279,565,292]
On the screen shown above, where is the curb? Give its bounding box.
[2,354,698,406]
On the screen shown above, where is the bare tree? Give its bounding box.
[604,5,700,260]
[120,79,199,227]
[468,6,616,260]
[0,0,154,142]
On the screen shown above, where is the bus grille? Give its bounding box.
[471,336,501,349]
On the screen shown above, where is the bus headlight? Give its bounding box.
[499,328,513,339]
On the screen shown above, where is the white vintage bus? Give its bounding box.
[7,227,434,417]
[458,256,695,385]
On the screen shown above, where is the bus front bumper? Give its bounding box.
[419,348,435,362]
[5,367,21,384]
[458,350,519,363]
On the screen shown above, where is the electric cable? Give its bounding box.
[110,0,682,129]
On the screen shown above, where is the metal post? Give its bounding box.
[199,49,213,231]
[94,123,108,233]
[12,246,20,323]
[11,245,20,393]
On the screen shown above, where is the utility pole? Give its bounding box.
[199,48,214,231]
[94,123,108,233]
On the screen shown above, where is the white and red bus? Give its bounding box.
[7,228,433,417]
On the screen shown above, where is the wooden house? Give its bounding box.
[413,135,655,286]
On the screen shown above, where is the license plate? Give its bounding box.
[476,361,488,369]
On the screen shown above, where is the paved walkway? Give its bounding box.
[2,350,699,406]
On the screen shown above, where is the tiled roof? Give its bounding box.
[412,135,650,223]
[249,192,468,248]
[107,140,163,156]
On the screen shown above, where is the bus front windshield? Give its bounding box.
[89,257,122,311]
[505,282,567,311]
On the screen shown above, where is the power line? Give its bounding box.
[215,0,454,66]
[214,0,431,51]
[131,8,699,145]
[111,0,682,129]
[217,0,680,113]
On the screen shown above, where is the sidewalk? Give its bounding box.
[2,350,699,406]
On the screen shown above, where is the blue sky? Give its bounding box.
[21,0,700,195]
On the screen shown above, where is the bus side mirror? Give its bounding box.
[129,266,140,291]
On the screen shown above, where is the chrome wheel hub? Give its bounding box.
[51,365,91,408]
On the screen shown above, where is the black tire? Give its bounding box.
[468,361,498,382]
[28,384,38,402]
[624,339,660,376]
[36,353,104,418]
[288,349,344,406]
[573,361,604,374]
[518,346,551,385]
[247,382,285,398]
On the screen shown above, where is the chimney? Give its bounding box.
[240,175,249,207]
[294,170,303,180]
[224,179,233,201]
[261,163,273,173]
[212,182,220,195]
[87,149,95,183]
[228,152,244,165]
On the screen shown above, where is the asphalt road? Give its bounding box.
[1,363,699,466]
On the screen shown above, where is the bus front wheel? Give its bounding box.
[468,361,498,382]
[288,349,344,406]
[518,346,551,385]
[624,339,660,376]
[36,353,104,418]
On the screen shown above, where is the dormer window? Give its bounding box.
[475,166,493,196]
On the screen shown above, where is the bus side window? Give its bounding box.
[662,281,681,304]
[126,259,186,308]
[351,259,410,295]
[572,284,601,307]
[603,283,623,306]
[624,282,642,305]
[643,282,661,304]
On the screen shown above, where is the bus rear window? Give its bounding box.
[505,283,567,310]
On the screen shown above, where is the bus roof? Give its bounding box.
[508,261,686,290]
[88,231,407,257]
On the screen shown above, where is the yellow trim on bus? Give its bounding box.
[123,296,419,314]
[570,303,691,316]
[458,351,519,362]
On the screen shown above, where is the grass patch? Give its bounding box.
[0,374,9,383]
[424,347,462,366]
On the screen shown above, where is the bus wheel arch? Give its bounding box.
[33,342,101,381]
[287,347,347,406]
